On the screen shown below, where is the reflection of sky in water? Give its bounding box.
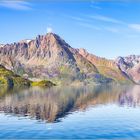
[0,105,140,139]
[0,85,140,139]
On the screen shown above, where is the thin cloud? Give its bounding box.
[68,16,92,23]
[69,16,85,21]
[128,24,140,32]
[69,14,124,25]
[67,12,140,35]
[104,27,120,33]
[70,14,123,33]
[0,0,32,10]
[78,22,101,30]
[90,5,102,10]
[90,0,102,10]
[89,15,124,24]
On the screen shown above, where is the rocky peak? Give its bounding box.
[78,48,115,67]
[0,32,134,84]
[115,55,140,84]
[78,48,88,56]
[116,55,140,69]
[47,33,71,48]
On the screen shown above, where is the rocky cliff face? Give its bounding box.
[0,33,104,84]
[0,33,133,84]
[116,55,140,84]
[78,48,131,83]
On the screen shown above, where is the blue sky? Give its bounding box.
[0,0,140,59]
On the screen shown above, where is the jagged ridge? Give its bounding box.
[0,33,134,85]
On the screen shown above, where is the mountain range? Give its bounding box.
[0,32,139,85]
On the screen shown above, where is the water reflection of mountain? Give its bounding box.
[0,85,139,122]
[119,85,140,107]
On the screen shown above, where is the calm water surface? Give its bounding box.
[0,85,140,139]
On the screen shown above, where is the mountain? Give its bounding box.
[78,48,131,83]
[116,55,140,84]
[0,33,133,85]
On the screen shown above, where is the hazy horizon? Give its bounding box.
[0,0,140,59]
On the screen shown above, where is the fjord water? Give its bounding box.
[0,85,140,139]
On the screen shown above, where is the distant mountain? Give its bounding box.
[0,33,133,85]
[78,48,131,83]
[116,55,140,84]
